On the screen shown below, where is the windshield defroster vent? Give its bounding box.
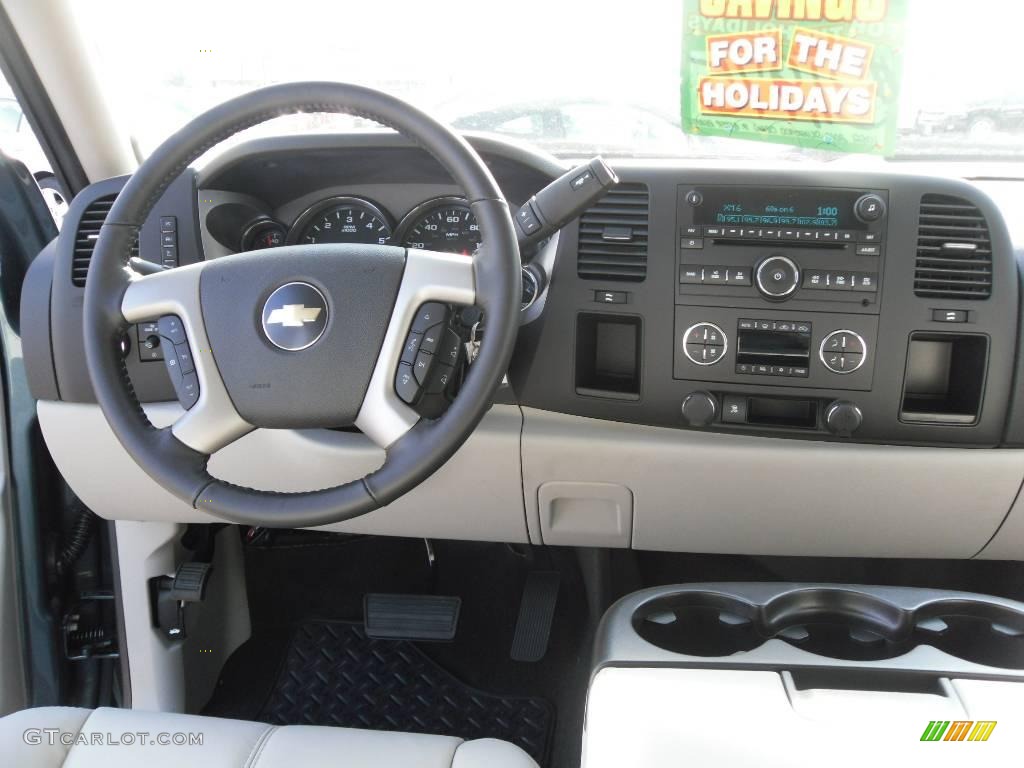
[72,194,138,287]
[577,183,649,282]
[914,194,992,300]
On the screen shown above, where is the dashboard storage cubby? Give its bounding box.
[603,583,1024,678]
[575,313,642,400]
[900,333,988,425]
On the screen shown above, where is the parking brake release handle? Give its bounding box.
[513,156,618,244]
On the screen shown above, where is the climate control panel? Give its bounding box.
[674,307,877,392]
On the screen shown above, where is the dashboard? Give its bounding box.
[20,131,1024,560]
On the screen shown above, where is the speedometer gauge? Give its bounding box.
[289,196,393,246]
[397,197,481,256]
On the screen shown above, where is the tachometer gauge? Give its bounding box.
[397,197,481,256]
[290,196,393,245]
[242,219,287,250]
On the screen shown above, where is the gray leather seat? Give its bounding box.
[0,706,539,767]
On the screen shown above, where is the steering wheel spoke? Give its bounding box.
[355,248,475,448]
[121,263,253,454]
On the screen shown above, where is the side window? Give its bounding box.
[0,72,65,228]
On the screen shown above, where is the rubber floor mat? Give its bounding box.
[258,620,554,764]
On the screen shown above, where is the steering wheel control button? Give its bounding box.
[420,325,443,354]
[413,351,433,385]
[682,322,728,366]
[174,343,195,374]
[440,328,462,366]
[411,302,449,334]
[820,330,867,374]
[756,256,800,299]
[175,371,200,410]
[395,363,420,405]
[425,363,455,395]
[158,314,187,345]
[401,332,423,364]
[855,193,886,222]
[261,282,329,352]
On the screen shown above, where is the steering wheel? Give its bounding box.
[82,82,520,528]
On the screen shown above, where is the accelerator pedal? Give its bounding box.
[511,571,561,662]
[363,593,461,641]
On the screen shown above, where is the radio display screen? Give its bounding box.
[693,186,867,230]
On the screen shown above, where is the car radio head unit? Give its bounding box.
[677,183,888,307]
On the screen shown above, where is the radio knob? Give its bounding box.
[854,193,886,222]
[681,391,718,427]
[825,400,863,437]
[755,255,800,299]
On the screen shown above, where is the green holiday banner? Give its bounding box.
[681,0,907,154]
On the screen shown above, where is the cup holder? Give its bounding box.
[632,587,1024,669]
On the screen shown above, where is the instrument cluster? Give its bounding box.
[240,194,482,256]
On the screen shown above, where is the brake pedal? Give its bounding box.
[364,593,461,641]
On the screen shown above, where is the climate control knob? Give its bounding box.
[681,391,719,427]
[825,401,863,437]
[755,255,800,299]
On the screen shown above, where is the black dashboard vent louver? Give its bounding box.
[577,183,649,282]
[914,194,992,300]
[72,194,138,287]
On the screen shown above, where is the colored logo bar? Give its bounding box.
[921,720,997,742]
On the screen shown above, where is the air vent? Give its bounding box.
[71,194,138,287]
[577,183,649,282]
[914,194,992,300]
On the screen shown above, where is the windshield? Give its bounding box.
[72,0,1022,163]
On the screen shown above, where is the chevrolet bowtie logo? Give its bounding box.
[266,304,323,328]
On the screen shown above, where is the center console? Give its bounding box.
[512,167,1018,448]
[583,583,1024,766]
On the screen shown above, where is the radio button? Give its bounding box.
[725,227,742,237]
[819,231,837,241]
[837,231,856,242]
[803,270,828,289]
[704,226,723,236]
[705,266,726,283]
[856,244,881,256]
[705,345,725,363]
[852,273,878,291]
[831,274,852,290]
[727,267,752,286]
[738,319,755,330]
[756,255,800,299]
[681,237,704,249]
[791,367,809,378]
[753,364,771,375]
[860,232,880,243]
[682,226,700,236]
[680,266,703,284]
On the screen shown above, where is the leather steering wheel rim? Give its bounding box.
[82,82,520,528]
